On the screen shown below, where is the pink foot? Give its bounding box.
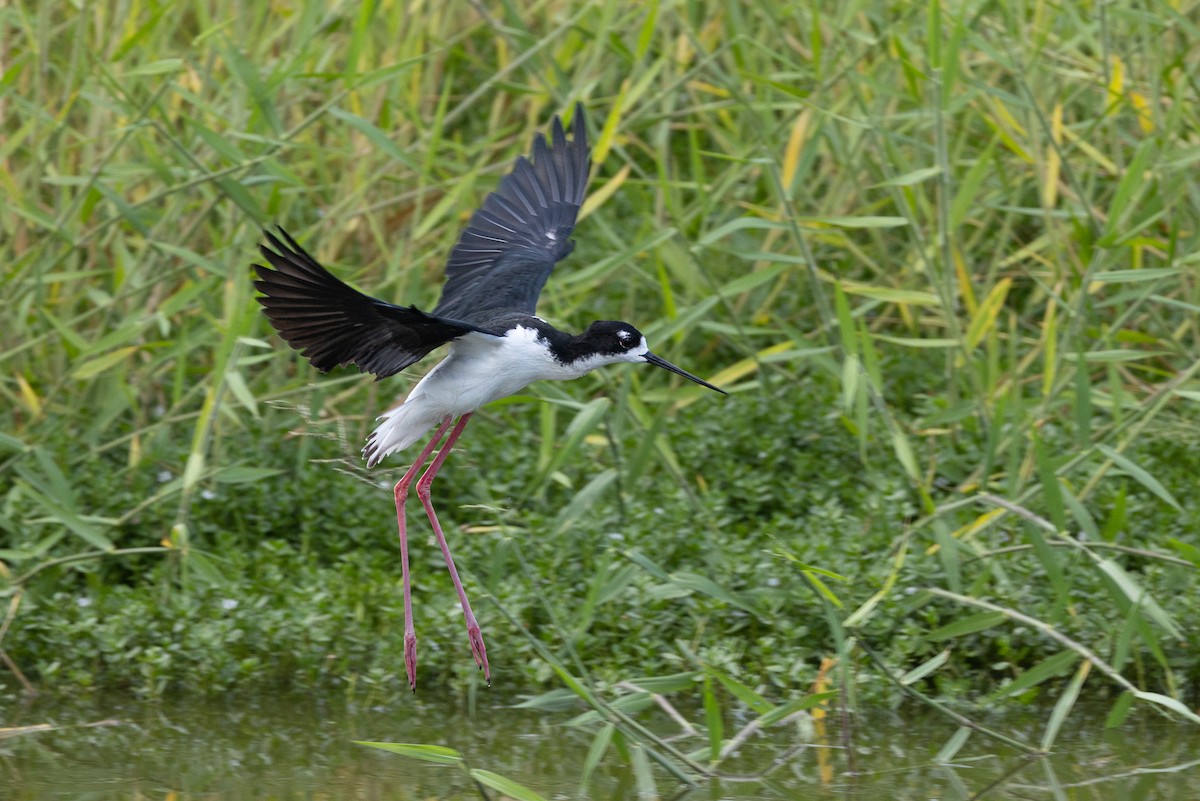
[467,622,491,686]
[404,630,417,692]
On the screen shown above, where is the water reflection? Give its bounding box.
[2,689,1197,800]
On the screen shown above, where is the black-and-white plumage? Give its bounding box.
[253,104,724,690]
[434,107,590,322]
[255,227,486,378]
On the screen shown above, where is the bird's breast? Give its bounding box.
[410,327,581,415]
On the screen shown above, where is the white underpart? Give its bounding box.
[364,328,649,466]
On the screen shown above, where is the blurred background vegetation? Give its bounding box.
[1,0,1198,733]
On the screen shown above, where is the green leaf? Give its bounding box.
[580,724,614,791]
[624,549,669,580]
[1031,434,1068,611]
[717,263,787,296]
[513,688,578,712]
[801,569,844,609]
[934,726,971,763]
[0,431,27,452]
[354,741,462,765]
[891,430,920,481]
[660,572,760,616]
[628,745,658,799]
[1100,139,1155,244]
[1041,660,1090,750]
[1083,350,1171,362]
[72,346,139,380]
[1096,444,1182,511]
[15,464,114,551]
[565,693,654,728]
[708,668,771,714]
[870,166,942,187]
[125,58,184,77]
[1105,691,1135,728]
[900,649,950,685]
[531,397,610,493]
[1131,691,1200,725]
[223,369,259,418]
[470,769,550,801]
[985,650,1079,702]
[758,691,838,726]
[1091,268,1180,283]
[329,107,418,169]
[840,354,860,413]
[635,0,659,59]
[553,468,617,536]
[623,672,699,693]
[213,175,265,219]
[799,215,910,228]
[771,551,850,581]
[1094,558,1183,639]
[183,550,230,587]
[191,120,246,162]
[950,137,996,230]
[221,38,282,134]
[697,216,788,246]
[1165,538,1200,566]
[872,335,959,348]
[703,675,723,761]
[926,611,1007,642]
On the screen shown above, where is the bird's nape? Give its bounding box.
[643,352,727,395]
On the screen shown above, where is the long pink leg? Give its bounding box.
[394,416,456,692]
[414,412,490,685]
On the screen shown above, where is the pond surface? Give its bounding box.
[2,687,1198,800]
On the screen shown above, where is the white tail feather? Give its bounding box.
[362,400,445,468]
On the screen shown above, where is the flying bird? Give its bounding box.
[253,104,725,690]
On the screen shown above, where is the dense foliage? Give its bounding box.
[2,0,1198,743]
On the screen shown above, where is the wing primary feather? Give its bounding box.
[531,133,555,204]
[435,105,593,323]
[254,226,488,378]
[551,116,569,204]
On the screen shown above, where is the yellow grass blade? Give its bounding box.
[1043,103,1062,209]
[580,163,630,221]
[781,109,812,190]
[965,278,1012,351]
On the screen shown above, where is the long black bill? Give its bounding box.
[644,352,728,395]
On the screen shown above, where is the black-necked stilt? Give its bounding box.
[253,104,725,690]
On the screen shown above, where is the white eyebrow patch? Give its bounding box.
[617,329,632,341]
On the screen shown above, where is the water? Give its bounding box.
[3,688,1198,799]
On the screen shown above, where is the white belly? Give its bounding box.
[363,327,579,465]
[412,328,575,416]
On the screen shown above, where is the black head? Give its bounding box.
[576,320,726,394]
[580,320,647,356]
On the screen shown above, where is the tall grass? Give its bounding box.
[2,0,1199,784]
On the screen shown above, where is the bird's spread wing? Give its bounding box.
[432,103,591,324]
[254,228,490,379]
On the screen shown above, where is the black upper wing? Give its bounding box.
[254,228,488,379]
[432,103,592,324]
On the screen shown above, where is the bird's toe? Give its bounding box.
[404,631,418,692]
[466,623,490,686]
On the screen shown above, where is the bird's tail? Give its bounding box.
[362,398,445,468]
